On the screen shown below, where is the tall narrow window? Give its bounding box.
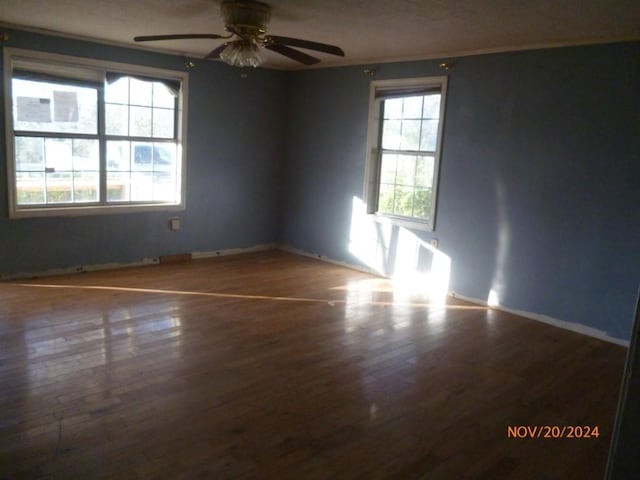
[4,48,187,218]
[364,77,447,231]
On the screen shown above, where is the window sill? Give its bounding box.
[10,202,185,219]
[367,212,434,232]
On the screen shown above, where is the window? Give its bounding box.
[363,77,447,231]
[4,48,187,217]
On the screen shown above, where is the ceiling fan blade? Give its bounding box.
[265,44,320,65]
[134,34,226,42]
[205,43,229,60]
[266,35,344,57]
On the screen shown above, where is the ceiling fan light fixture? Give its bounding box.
[219,40,264,68]
[133,0,344,67]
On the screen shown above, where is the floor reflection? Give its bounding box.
[339,277,488,333]
[5,291,186,446]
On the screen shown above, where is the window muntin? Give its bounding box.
[106,141,179,203]
[378,152,435,219]
[364,77,447,231]
[4,48,187,217]
[15,136,100,205]
[105,76,175,138]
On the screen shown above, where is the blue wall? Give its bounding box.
[1,29,638,341]
[0,28,286,275]
[281,42,640,341]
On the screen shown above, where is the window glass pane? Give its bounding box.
[380,153,397,184]
[400,120,421,150]
[107,141,131,171]
[415,155,435,187]
[153,172,177,202]
[396,155,416,186]
[107,171,129,201]
[106,104,129,135]
[152,143,176,173]
[46,172,73,203]
[72,139,99,171]
[130,106,152,137]
[12,79,97,134]
[16,171,45,205]
[383,98,403,119]
[393,186,414,216]
[377,183,395,214]
[403,96,423,119]
[381,119,401,150]
[73,172,99,202]
[422,94,441,119]
[132,142,153,171]
[44,138,73,171]
[105,77,129,104]
[130,172,153,200]
[413,188,432,219]
[15,136,44,171]
[419,119,440,151]
[153,84,175,108]
[129,78,152,106]
[152,108,175,138]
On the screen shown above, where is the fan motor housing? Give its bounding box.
[221,0,271,37]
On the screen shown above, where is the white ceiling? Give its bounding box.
[1,0,638,70]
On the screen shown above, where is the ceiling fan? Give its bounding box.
[133,0,345,68]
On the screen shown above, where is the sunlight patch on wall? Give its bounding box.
[487,289,500,307]
[349,196,451,302]
[489,177,510,311]
[348,195,393,273]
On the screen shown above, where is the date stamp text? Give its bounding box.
[507,425,600,439]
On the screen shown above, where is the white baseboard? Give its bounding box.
[450,292,630,347]
[1,243,277,281]
[192,243,276,259]
[0,257,159,281]
[277,244,382,276]
[277,245,630,347]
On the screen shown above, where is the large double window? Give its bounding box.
[4,48,187,217]
[364,77,447,231]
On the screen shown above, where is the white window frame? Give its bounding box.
[3,48,188,218]
[363,76,447,231]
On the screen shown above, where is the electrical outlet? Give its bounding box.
[169,218,180,231]
[430,238,439,249]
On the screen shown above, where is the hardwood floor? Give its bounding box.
[0,251,627,479]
